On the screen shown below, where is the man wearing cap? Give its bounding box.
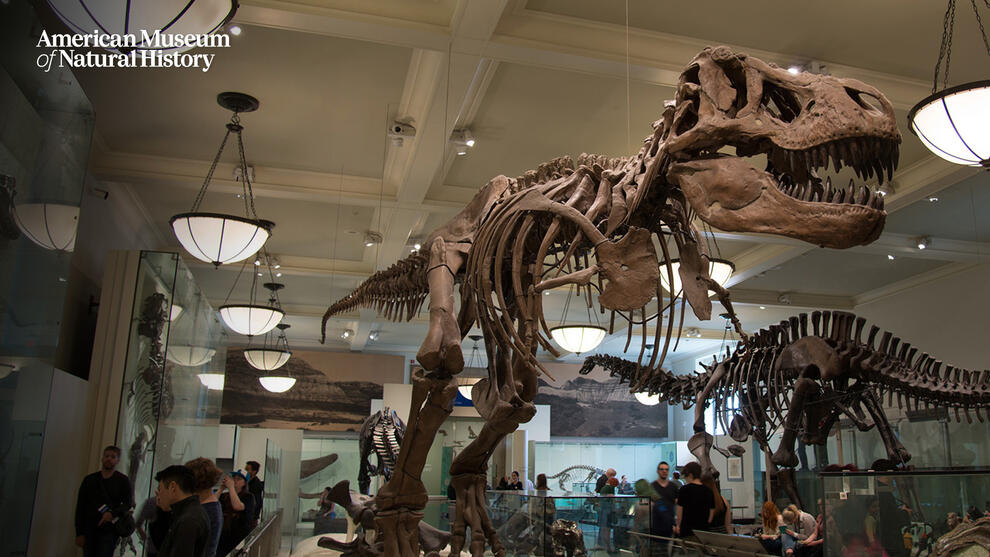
[218,470,255,555]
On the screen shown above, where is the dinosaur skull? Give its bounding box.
[665,46,900,248]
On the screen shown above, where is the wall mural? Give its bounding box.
[533,363,668,438]
[221,350,403,431]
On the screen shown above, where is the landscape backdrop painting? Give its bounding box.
[534,362,669,437]
[221,350,404,431]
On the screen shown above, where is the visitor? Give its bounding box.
[596,468,617,493]
[792,505,826,557]
[782,504,816,556]
[674,461,714,540]
[508,471,524,490]
[154,465,210,557]
[871,459,912,557]
[757,501,784,555]
[650,461,680,551]
[597,477,619,551]
[633,479,659,557]
[496,476,509,490]
[74,445,133,557]
[536,473,549,491]
[672,470,682,486]
[618,475,634,495]
[135,495,169,557]
[217,470,255,556]
[185,457,224,557]
[245,460,264,525]
[524,474,535,490]
[702,476,732,534]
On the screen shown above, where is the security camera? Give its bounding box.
[388,122,416,137]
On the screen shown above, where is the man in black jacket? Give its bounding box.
[154,465,209,557]
[245,460,265,524]
[75,445,133,557]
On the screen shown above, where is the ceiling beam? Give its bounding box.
[853,262,980,307]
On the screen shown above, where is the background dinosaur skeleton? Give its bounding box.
[322,45,901,557]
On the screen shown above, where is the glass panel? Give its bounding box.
[822,470,990,557]
[0,3,94,555]
[264,439,282,521]
[487,491,650,555]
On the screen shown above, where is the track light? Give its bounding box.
[451,129,475,156]
[364,231,383,247]
[341,329,353,339]
[887,254,896,260]
[368,330,379,341]
[916,236,930,250]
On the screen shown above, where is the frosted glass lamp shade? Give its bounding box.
[171,213,273,266]
[659,259,735,297]
[45,0,237,53]
[457,385,474,400]
[908,81,990,167]
[14,203,79,251]
[166,345,216,367]
[243,348,290,371]
[550,326,606,354]
[635,392,661,406]
[219,304,283,336]
[197,373,225,390]
[259,376,296,393]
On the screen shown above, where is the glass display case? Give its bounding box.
[821,469,990,557]
[486,491,651,556]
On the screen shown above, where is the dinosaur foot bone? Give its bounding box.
[375,508,424,557]
[449,473,505,557]
[687,432,719,479]
[771,446,801,468]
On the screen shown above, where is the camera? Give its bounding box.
[388,122,416,137]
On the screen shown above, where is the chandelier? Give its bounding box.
[456,335,486,402]
[659,258,735,298]
[171,92,273,266]
[197,373,226,390]
[250,324,295,393]
[166,345,217,367]
[219,257,284,336]
[549,285,606,354]
[634,345,661,406]
[908,0,990,167]
[45,0,237,53]
[3,175,79,252]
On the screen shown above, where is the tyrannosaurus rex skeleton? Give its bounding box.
[322,46,900,557]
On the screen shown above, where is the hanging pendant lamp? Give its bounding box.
[253,324,295,393]
[549,284,606,354]
[633,345,661,405]
[45,0,237,53]
[219,259,284,336]
[908,1,990,167]
[197,373,226,390]
[167,345,217,367]
[171,92,274,266]
[3,175,80,252]
[659,258,735,298]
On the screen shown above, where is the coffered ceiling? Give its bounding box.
[73,0,990,370]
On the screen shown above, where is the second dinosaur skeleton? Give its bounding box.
[322,46,901,557]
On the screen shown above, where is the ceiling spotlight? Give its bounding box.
[877,183,895,197]
[451,129,475,156]
[684,327,702,338]
[364,231,383,247]
[414,243,422,250]
[927,195,939,202]
[257,272,263,277]
[916,236,930,250]
[368,330,379,341]
[759,306,766,310]
[254,257,261,266]
[275,271,282,277]
[787,66,801,75]
[544,290,551,296]
[229,24,242,36]
[887,254,895,260]
[340,329,353,339]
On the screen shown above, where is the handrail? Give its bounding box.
[231,509,283,557]
[628,531,775,557]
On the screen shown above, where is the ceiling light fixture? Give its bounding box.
[167,345,217,367]
[4,172,80,252]
[550,284,606,354]
[170,92,274,267]
[787,66,801,75]
[887,254,896,260]
[364,231,383,248]
[44,0,237,53]
[219,258,284,336]
[877,183,895,197]
[451,129,475,156]
[927,195,940,202]
[759,306,766,310]
[635,392,661,406]
[245,323,292,372]
[909,1,990,167]
[916,236,931,250]
[340,329,353,339]
[659,258,735,298]
[228,24,242,36]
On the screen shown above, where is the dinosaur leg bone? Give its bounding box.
[861,389,911,465]
[417,237,467,373]
[375,370,458,557]
[771,377,819,468]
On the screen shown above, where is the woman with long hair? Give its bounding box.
[701,477,732,534]
[759,501,784,555]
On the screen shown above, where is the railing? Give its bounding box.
[232,509,283,557]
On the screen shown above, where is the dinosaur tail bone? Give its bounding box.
[321,250,431,342]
